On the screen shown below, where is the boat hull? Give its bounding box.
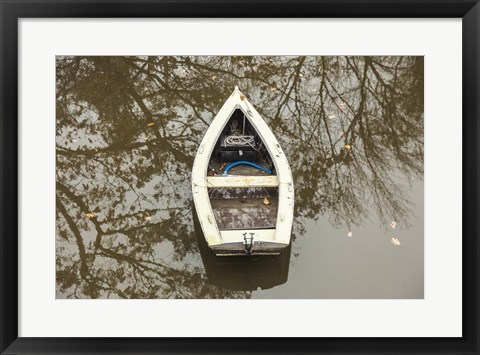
[211,241,289,256]
[192,87,294,256]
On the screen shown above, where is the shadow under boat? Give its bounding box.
[193,207,291,291]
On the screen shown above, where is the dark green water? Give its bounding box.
[56,56,424,299]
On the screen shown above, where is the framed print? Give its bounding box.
[1,0,479,354]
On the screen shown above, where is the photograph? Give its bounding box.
[2,0,478,352]
[55,55,424,299]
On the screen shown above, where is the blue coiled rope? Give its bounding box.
[223,161,273,175]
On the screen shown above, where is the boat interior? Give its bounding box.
[207,108,279,231]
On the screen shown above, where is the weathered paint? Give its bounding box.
[210,240,289,256]
[206,175,279,188]
[192,87,295,253]
[219,228,276,243]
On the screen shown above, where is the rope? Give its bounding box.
[224,135,256,148]
[224,119,262,151]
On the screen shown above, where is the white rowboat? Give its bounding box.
[192,87,294,256]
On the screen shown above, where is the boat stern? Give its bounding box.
[211,241,290,256]
[210,229,290,256]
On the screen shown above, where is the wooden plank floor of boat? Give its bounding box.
[210,198,278,230]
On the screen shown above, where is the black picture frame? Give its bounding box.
[1,1,479,354]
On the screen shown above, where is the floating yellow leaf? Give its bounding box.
[270,86,277,92]
[344,144,352,150]
[391,237,401,246]
[212,75,217,80]
[263,196,271,206]
[347,231,353,238]
[328,115,336,120]
[145,215,152,221]
[85,212,96,219]
[147,122,155,127]
[390,221,397,229]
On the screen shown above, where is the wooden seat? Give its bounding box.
[206,175,279,188]
[219,229,277,242]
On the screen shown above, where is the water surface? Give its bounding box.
[56,56,424,298]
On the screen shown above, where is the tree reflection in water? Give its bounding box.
[56,56,423,298]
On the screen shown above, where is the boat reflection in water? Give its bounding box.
[193,208,291,291]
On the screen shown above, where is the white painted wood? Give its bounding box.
[192,87,294,253]
[219,229,277,243]
[206,175,279,188]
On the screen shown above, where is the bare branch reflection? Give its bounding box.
[56,56,423,298]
